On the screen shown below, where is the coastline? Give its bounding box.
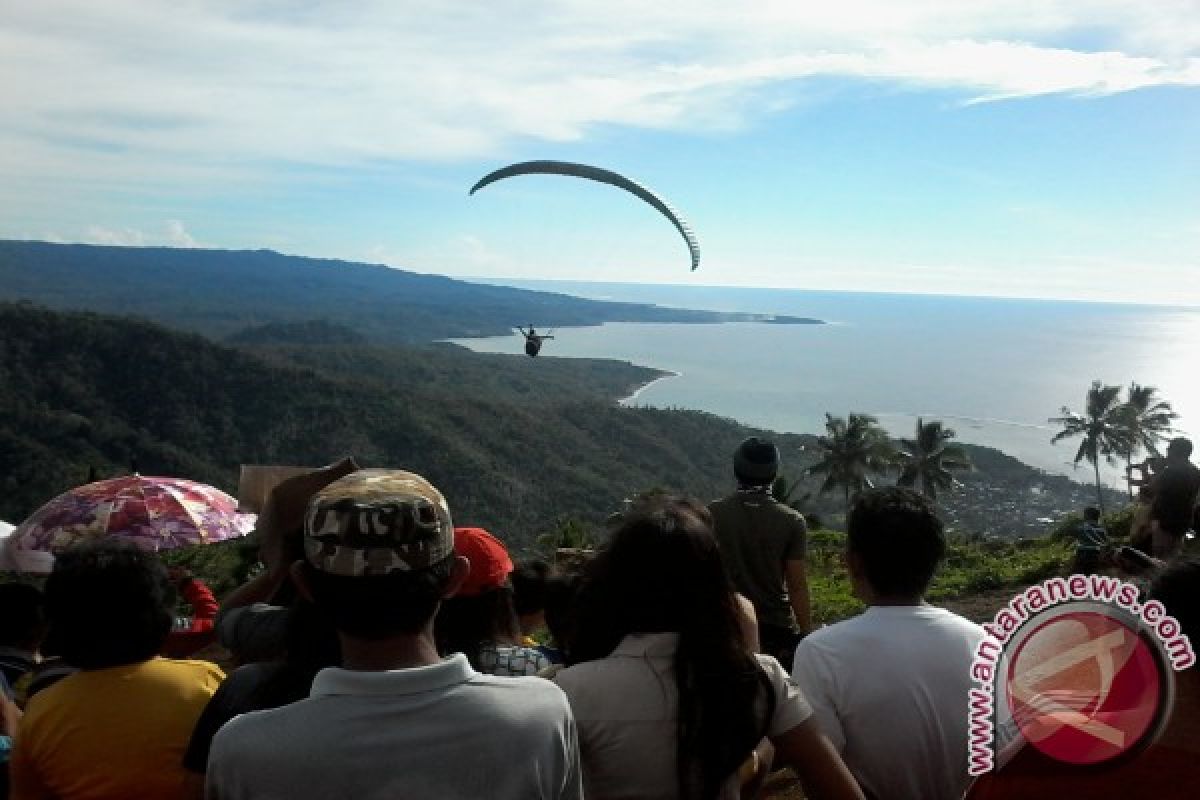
[618,370,682,405]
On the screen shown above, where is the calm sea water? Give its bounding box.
[452,281,1200,487]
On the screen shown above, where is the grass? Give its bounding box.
[806,529,1074,626]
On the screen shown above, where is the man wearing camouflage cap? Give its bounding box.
[207,469,582,800]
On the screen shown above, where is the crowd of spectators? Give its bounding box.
[0,435,1196,799]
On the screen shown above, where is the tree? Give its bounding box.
[536,516,597,559]
[1049,381,1131,514]
[896,418,972,502]
[771,472,811,512]
[1117,383,1177,496]
[807,413,896,512]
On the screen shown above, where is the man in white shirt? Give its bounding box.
[792,487,984,800]
[207,469,581,800]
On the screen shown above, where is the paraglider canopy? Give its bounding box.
[469,160,700,272]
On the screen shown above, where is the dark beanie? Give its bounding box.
[734,437,779,484]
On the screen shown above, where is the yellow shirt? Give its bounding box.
[11,657,224,800]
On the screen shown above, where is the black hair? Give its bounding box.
[1149,557,1200,667]
[571,494,769,800]
[303,557,453,640]
[44,542,173,669]
[255,599,342,707]
[0,583,47,649]
[543,572,581,654]
[511,559,551,617]
[1167,437,1193,459]
[1084,506,1102,522]
[435,587,523,669]
[847,487,946,598]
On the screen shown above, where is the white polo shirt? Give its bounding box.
[554,632,812,800]
[206,653,581,800]
[792,605,985,800]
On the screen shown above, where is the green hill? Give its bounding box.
[0,240,820,342]
[0,303,805,542]
[2,302,1107,546]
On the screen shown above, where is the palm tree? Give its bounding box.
[1117,383,1177,496]
[896,418,972,502]
[1049,381,1132,514]
[536,516,596,559]
[771,472,811,512]
[807,413,897,512]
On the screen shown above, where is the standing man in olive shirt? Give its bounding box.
[709,437,811,665]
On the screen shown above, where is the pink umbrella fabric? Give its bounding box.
[9,476,255,572]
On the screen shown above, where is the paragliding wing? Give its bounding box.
[470,160,700,271]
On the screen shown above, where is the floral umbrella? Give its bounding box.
[9,476,255,572]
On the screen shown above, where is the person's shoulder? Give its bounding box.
[552,660,601,690]
[921,605,987,638]
[752,652,801,698]
[217,603,288,638]
[707,494,736,511]
[19,668,80,722]
[773,501,807,524]
[151,656,226,685]
[800,611,872,644]
[463,674,574,728]
[751,652,791,680]
[792,617,868,670]
[468,672,565,699]
[209,701,303,761]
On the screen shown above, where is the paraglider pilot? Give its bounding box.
[518,325,554,357]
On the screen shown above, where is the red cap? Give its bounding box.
[453,527,514,596]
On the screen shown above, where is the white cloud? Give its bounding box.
[165,220,198,248]
[0,1,1197,181]
[85,225,147,247]
[374,233,520,274]
[84,220,199,247]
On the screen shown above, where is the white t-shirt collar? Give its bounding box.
[311,652,476,697]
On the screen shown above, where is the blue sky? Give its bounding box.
[2,1,1198,304]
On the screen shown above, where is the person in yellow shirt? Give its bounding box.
[11,543,224,800]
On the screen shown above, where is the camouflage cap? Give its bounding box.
[303,469,454,577]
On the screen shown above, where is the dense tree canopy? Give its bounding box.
[0,302,1112,545]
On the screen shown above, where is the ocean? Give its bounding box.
[450,281,1200,487]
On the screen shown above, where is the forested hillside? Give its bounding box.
[0,304,804,543]
[2,303,1104,544]
[0,241,819,342]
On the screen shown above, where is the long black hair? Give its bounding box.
[571,494,770,799]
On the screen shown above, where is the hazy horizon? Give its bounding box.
[2,3,1196,305]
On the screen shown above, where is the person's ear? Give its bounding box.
[289,560,316,602]
[844,549,873,602]
[442,555,471,599]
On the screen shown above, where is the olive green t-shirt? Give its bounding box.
[708,492,808,630]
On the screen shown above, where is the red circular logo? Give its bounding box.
[1006,610,1165,765]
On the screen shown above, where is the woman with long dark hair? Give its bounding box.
[554,494,862,800]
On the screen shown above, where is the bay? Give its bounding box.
[451,281,1200,488]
